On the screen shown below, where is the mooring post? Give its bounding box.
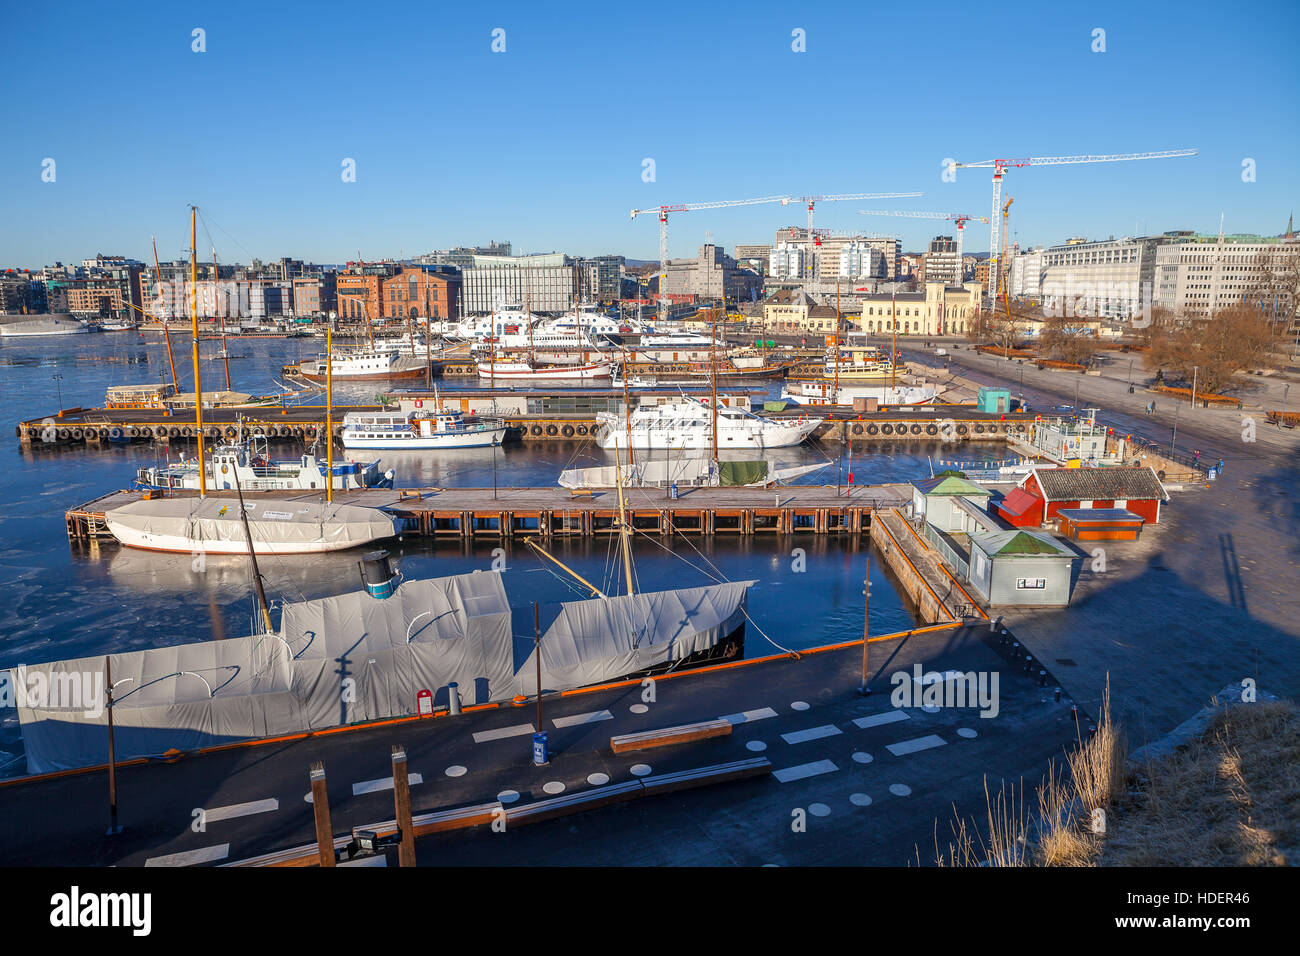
[310,761,335,867]
[391,745,416,868]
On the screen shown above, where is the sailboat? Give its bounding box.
[524,445,755,682]
[104,208,401,557]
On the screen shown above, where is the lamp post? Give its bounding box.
[1170,399,1180,458]
[52,372,64,410]
[1191,365,1198,409]
[857,557,871,696]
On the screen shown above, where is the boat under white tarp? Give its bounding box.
[557,458,825,489]
[105,497,400,554]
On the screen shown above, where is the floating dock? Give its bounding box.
[65,484,913,545]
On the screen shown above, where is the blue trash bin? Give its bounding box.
[1207,467,1217,481]
[532,731,549,766]
[669,482,679,500]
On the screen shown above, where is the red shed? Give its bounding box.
[996,466,1168,528]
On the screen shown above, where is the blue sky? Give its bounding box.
[1,0,1296,266]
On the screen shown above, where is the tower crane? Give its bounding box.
[947,149,1197,299]
[857,210,990,280]
[782,192,922,278]
[630,195,787,324]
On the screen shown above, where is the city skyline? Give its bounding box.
[2,1,1297,266]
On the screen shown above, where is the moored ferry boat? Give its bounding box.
[290,347,427,382]
[133,436,393,492]
[596,397,823,450]
[476,358,612,381]
[341,408,508,449]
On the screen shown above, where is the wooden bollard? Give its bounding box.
[309,761,335,867]
[391,745,416,868]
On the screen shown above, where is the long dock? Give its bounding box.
[65,484,912,545]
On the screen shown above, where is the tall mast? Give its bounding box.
[711,313,719,461]
[231,468,273,634]
[613,442,635,597]
[190,207,206,497]
[621,341,635,465]
[325,317,334,505]
[890,291,897,389]
[214,246,230,392]
[152,236,179,391]
[424,276,433,389]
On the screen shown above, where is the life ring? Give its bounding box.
[128,426,139,437]
[910,424,922,435]
[168,427,180,438]
[881,424,893,435]
[974,424,985,434]
[545,424,558,437]
[576,424,589,436]
[957,424,968,435]
[561,425,575,438]
[926,424,938,435]
[530,425,544,437]
[154,426,169,439]
[852,424,864,436]
[70,427,83,440]
[866,424,879,435]
[225,426,238,438]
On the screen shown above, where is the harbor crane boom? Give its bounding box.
[857,210,990,280]
[630,195,787,324]
[782,192,922,278]
[947,148,1197,299]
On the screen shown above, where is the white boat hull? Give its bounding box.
[343,429,506,450]
[106,522,372,555]
[596,418,822,450]
[477,362,611,381]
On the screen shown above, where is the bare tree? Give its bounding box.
[1144,305,1282,395]
[1246,245,1300,324]
[1038,314,1097,365]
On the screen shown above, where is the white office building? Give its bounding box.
[1153,235,1300,319]
[839,243,886,280]
[769,242,806,279]
[1040,236,1168,319]
[1009,247,1046,299]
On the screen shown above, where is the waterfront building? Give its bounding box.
[856,281,981,336]
[1152,231,1300,321]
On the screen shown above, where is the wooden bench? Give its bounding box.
[569,488,595,499]
[638,757,773,796]
[609,718,733,754]
[504,780,643,827]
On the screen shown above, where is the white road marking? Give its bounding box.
[543,781,565,795]
[808,802,831,817]
[780,724,842,745]
[551,709,613,729]
[720,706,779,725]
[773,759,839,783]
[145,843,230,867]
[849,792,873,807]
[352,773,423,796]
[889,783,913,796]
[885,735,947,757]
[790,700,810,711]
[957,727,978,738]
[853,711,910,730]
[746,740,768,752]
[851,751,874,764]
[472,723,535,744]
[497,789,520,804]
[587,772,610,786]
[203,798,278,823]
[629,763,652,777]
[629,704,649,714]
[445,765,467,777]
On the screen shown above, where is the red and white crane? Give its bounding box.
[781,192,921,277]
[857,209,990,279]
[631,195,787,323]
[949,149,1198,299]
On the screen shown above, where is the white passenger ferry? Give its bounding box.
[341,409,508,449]
[596,398,823,450]
[134,436,393,492]
[294,347,427,382]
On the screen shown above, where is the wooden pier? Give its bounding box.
[65,484,912,546]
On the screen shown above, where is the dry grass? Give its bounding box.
[1100,699,1300,867]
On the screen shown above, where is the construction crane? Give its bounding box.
[630,195,787,324]
[782,192,922,278]
[948,149,1197,299]
[856,210,989,279]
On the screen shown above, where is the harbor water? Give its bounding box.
[0,334,1010,774]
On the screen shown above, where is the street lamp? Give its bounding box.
[1191,365,1198,409]
[1170,400,1180,457]
[52,372,64,410]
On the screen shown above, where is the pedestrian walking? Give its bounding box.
[1194,449,1201,464]
[1217,458,1225,474]
[1146,401,1154,415]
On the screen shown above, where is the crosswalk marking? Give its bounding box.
[720,707,779,725]
[780,724,842,745]
[551,709,613,729]
[352,773,423,797]
[472,723,536,744]
[772,759,839,783]
[853,711,910,730]
[203,798,279,823]
[885,734,947,756]
[145,843,230,867]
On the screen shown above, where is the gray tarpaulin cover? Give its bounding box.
[518,581,754,694]
[13,572,753,773]
[105,497,398,553]
[14,570,513,773]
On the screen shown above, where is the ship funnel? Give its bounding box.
[358,550,396,599]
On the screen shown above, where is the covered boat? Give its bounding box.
[104,497,401,555]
